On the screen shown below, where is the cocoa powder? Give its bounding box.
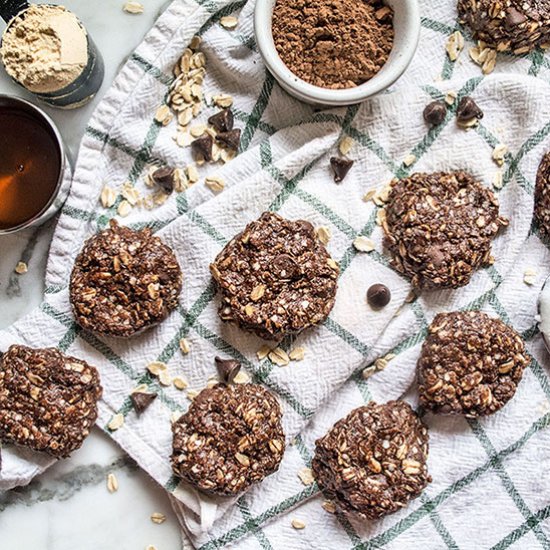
[272,0,394,89]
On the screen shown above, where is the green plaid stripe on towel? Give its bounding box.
[3,0,550,549]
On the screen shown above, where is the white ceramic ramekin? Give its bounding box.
[254,0,421,106]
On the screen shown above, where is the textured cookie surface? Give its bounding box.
[535,152,550,238]
[70,220,182,337]
[171,383,285,495]
[0,345,102,457]
[312,401,430,519]
[457,0,550,54]
[418,311,528,417]
[383,171,507,289]
[210,212,339,340]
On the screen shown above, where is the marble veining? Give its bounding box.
[0,1,182,548]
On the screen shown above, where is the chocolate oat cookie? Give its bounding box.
[0,345,102,458]
[171,382,285,495]
[383,171,508,289]
[210,212,339,340]
[418,311,529,417]
[534,152,550,238]
[312,401,430,519]
[70,220,182,338]
[457,0,550,54]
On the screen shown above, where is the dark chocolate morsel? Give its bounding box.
[367,284,391,308]
[208,109,234,133]
[150,167,175,194]
[330,157,354,183]
[423,101,447,126]
[216,129,241,151]
[191,135,214,162]
[215,356,241,384]
[456,96,483,122]
[130,391,157,414]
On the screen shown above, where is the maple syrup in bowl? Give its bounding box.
[0,95,71,234]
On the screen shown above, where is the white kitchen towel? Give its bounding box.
[2,1,550,549]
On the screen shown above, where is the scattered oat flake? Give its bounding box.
[257,345,271,360]
[147,361,168,376]
[376,208,387,226]
[444,90,457,105]
[187,164,199,183]
[187,389,199,400]
[205,175,225,193]
[108,413,124,431]
[524,269,537,286]
[269,348,290,366]
[363,189,377,202]
[298,467,314,485]
[322,500,337,513]
[131,384,149,394]
[339,136,354,156]
[403,154,416,167]
[362,365,377,379]
[15,261,28,274]
[117,200,132,217]
[234,370,251,384]
[445,31,464,62]
[151,512,166,524]
[155,104,171,124]
[492,144,508,166]
[123,1,144,14]
[107,473,119,493]
[179,338,191,354]
[289,347,306,361]
[315,226,331,245]
[220,15,238,29]
[213,94,233,108]
[159,371,172,387]
[353,236,375,252]
[171,411,183,423]
[100,185,117,208]
[493,171,503,190]
[173,376,189,390]
[292,519,306,530]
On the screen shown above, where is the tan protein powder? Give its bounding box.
[1,4,88,94]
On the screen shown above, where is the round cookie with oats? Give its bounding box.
[171,359,285,496]
[0,345,102,458]
[457,0,550,54]
[383,171,508,289]
[418,311,529,417]
[534,151,550,238]
[210,211,339,341]
[70,220,182,338]
[312,400,431,519]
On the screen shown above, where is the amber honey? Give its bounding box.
[0,105,61,230]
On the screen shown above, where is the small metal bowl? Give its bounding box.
[254,0,421,106]
[0,94,72,235]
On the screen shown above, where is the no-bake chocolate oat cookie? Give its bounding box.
[70,220,182,338]
[0,345,102,457]
[383,171,508,289]
[171,381,285,495]
[534,152,550,238]
[312,401,430,519]
[457,0,550,55]
[418,311,529,417]
[210,212,339,340]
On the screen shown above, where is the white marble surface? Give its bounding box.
[0,2,183,548]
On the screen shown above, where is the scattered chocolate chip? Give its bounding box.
[456,96,483,122]
[423,101,447,126]
[192,135,213,162]
[150,167,175,194]
[215,356,241,384]
[130,391,157,414]
[505,7,527,28]
[367,284,391,308]
[330,157,354,183]
[208,109,234,133]
[216,129,241,151]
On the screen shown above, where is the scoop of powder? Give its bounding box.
[1,4,88,94]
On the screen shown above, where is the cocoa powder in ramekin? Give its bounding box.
[272,0,394,90]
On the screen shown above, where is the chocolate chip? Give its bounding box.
[456,96,483,122]
[150,167,175,194]
[130,391,157,414]
[330,157,354,183]
[216,129,241,151]
[215,356,241,384]
[505,6,527,27]
[367,284,391,308]
[192,135,213,162]
[423,101,447,126]
[208,109,234,133]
